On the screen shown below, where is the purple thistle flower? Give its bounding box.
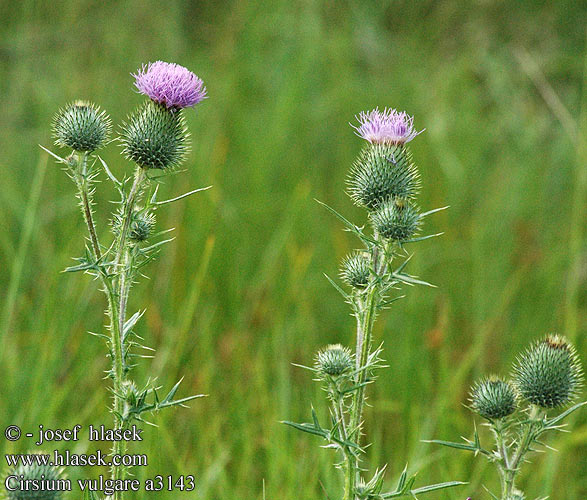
[351,108,423,145]
[133,61,207,109]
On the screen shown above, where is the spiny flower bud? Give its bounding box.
[513,335,583,409]
[340,252,370,289]
[129,212,156,242]
[347,144,420,210]
[315,344,353,377]
[53,101,111,152]
[112,210,156,243]
[469,376,517,420]
[120,100,189,169]
[5,458,64,499]
[370,198,420,242]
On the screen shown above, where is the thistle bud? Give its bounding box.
[347,143,420,210]
[370,198,420,242]
[315,344,353,377]
[513,335,583,409]
[340,252,370,289]
[53,101,111,152]
[469,376,517,420]
[112,210,156,243]
[120,101,189,169]
[5,458,64,499]
[129,212,156,242]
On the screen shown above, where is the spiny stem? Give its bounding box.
[345,241,383,500]
[108,166,147,500]
[74,152,102,260]
[500,406,541,500]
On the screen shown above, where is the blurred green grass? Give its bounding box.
[0,1,585,498]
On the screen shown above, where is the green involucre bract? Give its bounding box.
[316,344,353,377]
[370,198,421,242]
[513,335,583,409]
[340,252,371,289]
[469,376,517,420]
[120,101,189,169]
[53,101,111,152]
[347,143,420,210]
[5,460,64,500]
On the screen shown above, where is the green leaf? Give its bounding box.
[139,238,176,254]
[83,490,100,500]
[315,199,378,245]
[403,232,444,244]
[323,273,350,300]
[423,439,480,452]
[154,185,212,206]
[419,206,449,218]
[544,400,587,428]
[392,272,436,288]
[281,420,327,438]
[97,155,122,187]
[123,310,145,341]
[396,464,409,491]
[411,481,467,494]
[380,480,466,498]
[39,144,69,165]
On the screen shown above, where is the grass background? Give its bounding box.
[0,1,585,498]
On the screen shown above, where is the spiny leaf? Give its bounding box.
[123,310,145,341]
[154,185,212,205]
[392,272,436,287]
[97,155,122,187]
[544,400,586,428]
[403,232,444,244]
[281,420,327,438]
[315,198,378,245]
[39,144,69,165]
[324,273,350,300]
[419,206,449,218]
[423,439,484,453]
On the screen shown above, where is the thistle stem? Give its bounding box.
[108,166,147,499]
[345,241,383,500]
[500,406,541,500]
[74,152,102,261]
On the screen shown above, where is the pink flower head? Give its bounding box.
[133,61,207,109]
[351,108,423,144]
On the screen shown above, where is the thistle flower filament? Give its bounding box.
[352,108,422,145]
[134,61,207,109]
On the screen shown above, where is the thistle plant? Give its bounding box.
[283,108,464,499]
[40,61,209,499]
[5,459,65,500]
[428,335,585,499]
